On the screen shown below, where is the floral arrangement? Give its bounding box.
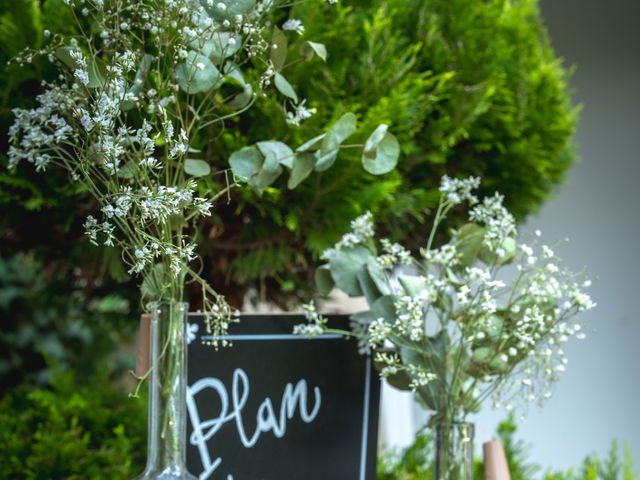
[7,0,398,343]
[298,176,595,424]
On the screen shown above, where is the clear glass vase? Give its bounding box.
[135,302,197,480]
[434,421,475,480]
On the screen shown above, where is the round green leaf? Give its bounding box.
[362,126,400,175]
[257,141,294,168]
[194,32,242,63]
[274,73,298,102]
[184,159,211,177]
[203,0,256,22]
[300,41,327,62]
[270,28,288,71]
[315,265,335,296]
[175,51,221,94]
[297,133,326,152]
[229,146,262,182]
[288,152,316,189]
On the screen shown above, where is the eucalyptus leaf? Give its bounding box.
[314,144,339,172]
[296,133,326,153]
[325,245,376,296]
[398,274,428,297]
[257,141,294,167]
[367,262,392,296]
[203,0,256,22]
[326,112,358,144]
[356,269,382,305]
[479,236,517,265]
[274,73,298,102]
[225,66,253,109]
[184,159,211,177]
[288,152,315,189]
[229,146,262,182]
[300,41,327,61]
[361,125,400,175]
[195,32,242,63]
[270,28,288,71]
[456,223,486,266]
[314,265,334,296]
[369,295,397,325]
[175,51,221,94]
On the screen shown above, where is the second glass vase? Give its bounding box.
[434,421,475,480]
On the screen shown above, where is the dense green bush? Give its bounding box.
[0,369,147,479]
[378,419,638,480]
[0,0,578,307]
[0,253,137,390]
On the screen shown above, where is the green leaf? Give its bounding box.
[183,159,211,177]
[479,236,517,265]
[296,133,326,152]
[327,112,358,144]
[256,141,294,167]
[357,269,382,305]
[195,32,242,63]
[315,265,334,296]
[325,245,377,297]
[362,125,400,175]
[270,28,288,71]
[175,51,222,94]
[300,41,327,61]
[225,66,253,109]
[203,0,256,22]
[456,223,485,266]
[369,295,398,325]
[229,145,283,193]
[274,73,298,102]
[398,274,428,297]
[314,146,339,172]
[229,146,262,182]
[315,113,358,172]
[287,152,315,189]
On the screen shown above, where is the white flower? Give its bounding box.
[439,175,480,205]
[286,99,316,126]
[282,18,305,35]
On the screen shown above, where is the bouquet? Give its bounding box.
[299,175,595,424]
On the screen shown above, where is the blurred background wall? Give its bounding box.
[382,0,640,467]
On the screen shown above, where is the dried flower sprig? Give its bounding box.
[298,176,595,423]
[8,0,399,346]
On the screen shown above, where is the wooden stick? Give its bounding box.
[483,439,511,480]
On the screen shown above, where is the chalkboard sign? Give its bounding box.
[186,314,380,480]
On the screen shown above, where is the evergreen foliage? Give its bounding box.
[0,0,578,306]
[0,253,137,390]
[0,369,147,479]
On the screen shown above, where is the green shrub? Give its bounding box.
[1,0,578,307]
[0,253,137,390]
[0,369,146,480]
[377,419,638,480]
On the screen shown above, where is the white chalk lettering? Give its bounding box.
[187,368,322,480]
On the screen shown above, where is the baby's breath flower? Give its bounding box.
[282,18,305,35]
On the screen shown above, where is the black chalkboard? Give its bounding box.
[186,314,380,480]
